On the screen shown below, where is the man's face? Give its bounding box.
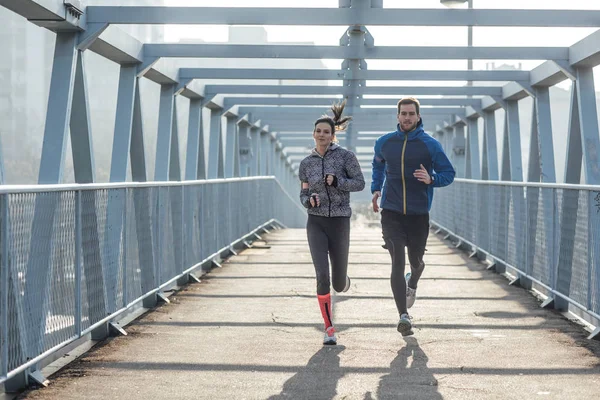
[397,104,420,132]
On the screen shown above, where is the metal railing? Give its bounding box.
[0,177,306,384]
[430,178,600,326]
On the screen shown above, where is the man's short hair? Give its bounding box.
[397,97,420,115]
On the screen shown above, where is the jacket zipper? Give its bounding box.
[401,135,408,215]
[322,154,331,217]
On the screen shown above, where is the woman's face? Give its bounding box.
[313,122,334,146]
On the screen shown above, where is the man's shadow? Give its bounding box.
[375,337,442,400]
[268,346,345,400]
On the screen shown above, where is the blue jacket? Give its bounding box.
[371,118,455,215]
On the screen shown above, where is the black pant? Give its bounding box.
[381,209,429,315]
[306,215,350,295]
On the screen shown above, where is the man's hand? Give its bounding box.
[310,193,321,208]
[413,164,432,184]
[372,191,381,213]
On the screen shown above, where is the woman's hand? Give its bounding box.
[310,193,321,207]
[325,174,336,186]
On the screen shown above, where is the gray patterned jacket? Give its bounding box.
[298,143,365,217]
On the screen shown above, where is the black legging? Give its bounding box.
[381,210,429,315]
[306,215,351,295]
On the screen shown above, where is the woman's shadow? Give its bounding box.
[268,346,345,400]
[374,337,442,400]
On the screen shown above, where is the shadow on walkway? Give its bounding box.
[375,337,442,400]
[267,346,345,400]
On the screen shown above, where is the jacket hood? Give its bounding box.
[310,142,340,157]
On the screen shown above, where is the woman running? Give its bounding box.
[298,100,365,345]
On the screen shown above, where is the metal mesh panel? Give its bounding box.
[506,187,526,271]
[490,185,509,261]
[170,186,184,275]
[465,182,478,243]
[198,184,212,262]
[477,184,491,253]
[0,196,4,375]
[6,266,24,373]
[157,187,175,284]
[431,180,599,323]
[184,186,202,268]
[44,191,77,352]
[0,177,327,380]
[208,183,221,252]
[138,187,158,297]
[80,190,106,330]
[591,190,600,314]
[9,192,46,370]
[526,187,540,278]
[100,189,126,315]
[123,189,141,306]
[567,191,589,306]
[530,188,556,286]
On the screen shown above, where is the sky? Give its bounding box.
[161,0,600,90]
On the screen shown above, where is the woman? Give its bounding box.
[298,101,365,345]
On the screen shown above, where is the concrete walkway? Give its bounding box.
[19,227,600,399]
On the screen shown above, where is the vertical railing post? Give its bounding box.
[74,191,82,338]
[1,194,9,378]
[121,189,128,308]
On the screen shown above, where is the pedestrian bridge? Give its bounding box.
[1,0,600,397]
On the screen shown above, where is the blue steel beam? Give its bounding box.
[87,25,143,64]
[500,113,511,181]
[70,51,95,184]
[206,85,501,96]
[130,82,147,182]
[532,87,556,183]
[110,65,137,182]
[184,99,204,180]
[0,134,4,184]
[557,83,584,311]
[260,129,271,176]
[575,67,600,185]
[23,32,79,376]
[143,58,178,85]
[207,106,224,180]
[249,123,261,176]
[236,107,464,116]
[564,84,583,184]
[483,110,499,180]
[235,114,447,124]
[176,80,206,100]
[179,68,529,82]
[466,116,480,180]
[85,7,600,27]
[39,32,78,184]
[169,100,181,181]
[237,118,252,177]
[223,97,481,108]
[1,0,82,31]
[144,44,568,61]
[502,81,533,102]
[505,100,524,182]
[223,113,240,178]
[154,85,175,181]
[569,30,600,68]
[103,64,139,320]
[530,60,572,88]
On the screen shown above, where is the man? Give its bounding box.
[371,97,455,335]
